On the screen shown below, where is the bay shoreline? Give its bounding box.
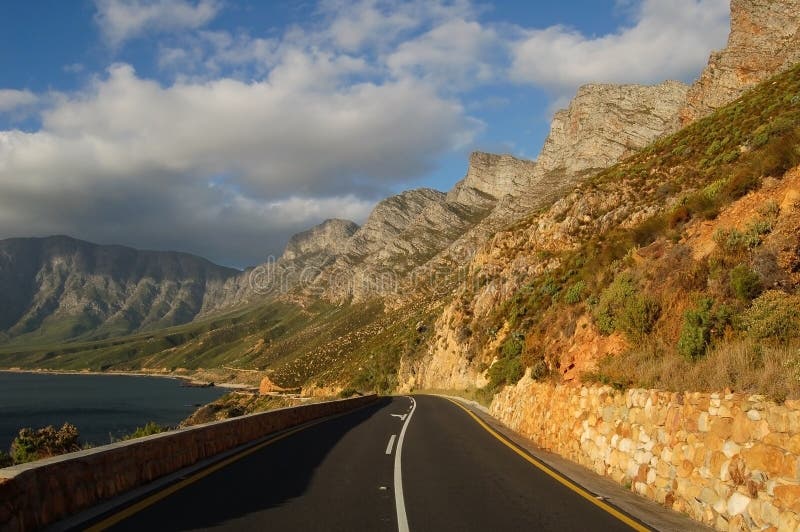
[0,368,255,390]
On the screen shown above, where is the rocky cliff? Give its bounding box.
[446,152,538,208]
[680,0,800,124]
[280,219,358,262]
[311,188,488,300]
[382,80,692,311]
[537,81,689,175]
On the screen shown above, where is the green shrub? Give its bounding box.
[539,276,560,298]
[486,357,525,390]
[722,169,760,200]
[564,280,586,305]
[742,291,800,342]
[730,264,763,301]
[703,179,727,199]
[751,132,770,148]
[677,298,730,361]
[632,215,667,247]
[484,333,526,393]
[593,273,637,335]
[713,228,747,254]
[0,451,12,468]
[744,218,775,243]
[720,150,739,164]
[500,333,524,359]
[752,127,800,177]
[10,423,80,464]
[123,422,168,440]
[705,139,722,157]
[684,192,720,220]
[618,295,661,340]
[593,274,658,339]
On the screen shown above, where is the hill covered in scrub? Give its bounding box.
[403,63,800,400]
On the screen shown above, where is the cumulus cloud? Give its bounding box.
[510,0,729,92]
[0,61,476,266]
[94,0,221,46]
[320,0,476,52]
[0,89,37,112]
[386,18,500,89]
[155,29,282,81]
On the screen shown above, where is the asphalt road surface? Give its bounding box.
[81,395,647,531]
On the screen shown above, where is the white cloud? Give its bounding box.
[320,0,476,52]
[0,60,476,266]
[386,18,500,89]
[157,30,280,79]
[94,0,221,46]
[510,0,729,92]
[0,90,37,112]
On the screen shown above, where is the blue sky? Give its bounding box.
[0,0,730,267]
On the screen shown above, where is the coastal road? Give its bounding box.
[80,395,648,531]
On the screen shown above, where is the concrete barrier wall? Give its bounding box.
[0,394,377,531]
[491,374,800,531]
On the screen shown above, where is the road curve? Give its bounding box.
[79,395,646,531]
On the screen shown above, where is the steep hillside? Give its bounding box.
[257,218,359,295]
[310,168,534,301]
[403,62,800,401]
[0,236,241,344]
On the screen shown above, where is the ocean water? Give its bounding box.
[0,372,227,451]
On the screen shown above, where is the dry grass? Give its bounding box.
[586,338,800,401]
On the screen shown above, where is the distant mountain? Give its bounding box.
[0,235,242,344]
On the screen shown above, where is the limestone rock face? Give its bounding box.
[537,81,689,175]
[281,219,358,262]
[447,152,538,208]
[315,188,486,300]
[680,0,800,124]
[340,188,447,263]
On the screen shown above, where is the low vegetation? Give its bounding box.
[4,423,81,465]
[122,422,169,440]
[470,63,800,401]
[180,392,308,426]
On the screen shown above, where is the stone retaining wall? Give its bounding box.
[491,375,800,531]
[0,395,377,531]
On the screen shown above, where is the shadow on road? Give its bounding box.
[106,397,392,531]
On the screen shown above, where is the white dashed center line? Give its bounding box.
[385,434,397,455]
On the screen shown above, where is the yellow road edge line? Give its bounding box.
[441,397,650,532]
[85,407,366,532]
